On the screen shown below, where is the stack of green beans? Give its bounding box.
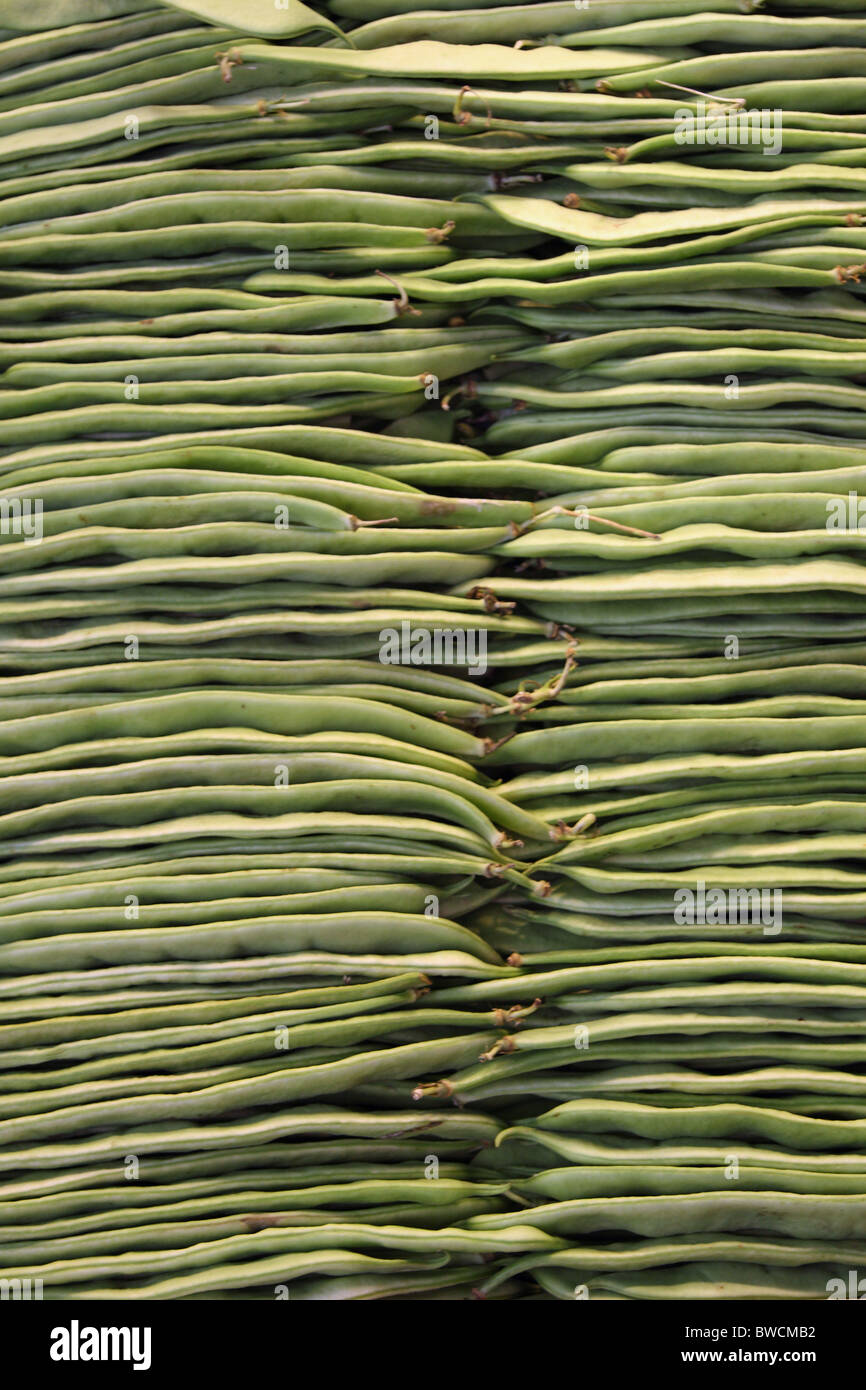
[0,0,863,1301]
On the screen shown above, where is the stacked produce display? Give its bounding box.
[0,0,864,1301]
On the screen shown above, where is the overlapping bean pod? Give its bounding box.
[0,0,863,1304]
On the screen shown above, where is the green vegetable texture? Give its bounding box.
[0,0,862,1310]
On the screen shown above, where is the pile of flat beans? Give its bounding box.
[0,0,864,1301]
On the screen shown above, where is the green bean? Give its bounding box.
[522,783,864,834]
[4,186,495,240]
[480,377,866,413]
[606,833,866,870]
[0,984,409,1031]
[0,779,519,852]
[512,330,866,376]
[0,11,187,71]
[0,37,251,118]
[545,802,866,867]
[0,421,484,471]
[0,374,431,416]
[458,1012,866,1069]
[712,78,866,114]
[0,853,521,932]
[0,325,508,368]
[544,863,866,912]
[0,975,430,1053]
[0,970,429,1043]
[554,495,866,539]
[3,0,864,1303]
[0,729,484,783]
[0,463,421,507]
[0,947,510,1003]
[246,262,866,311]
[482,409,866,450]
[589,346,866,382]
[483,1078,866,1123]
[437,955,866,1009]
[558,981,866,1015]
[0,27,241,107]
[3,1221,560,1296]
[0,135,361,190]
[348,1,724,47]
[0,1053,344,1110]
[0,106,399,175]
[0,1175,506,1251]
[0,878,453,956]
[483,1241,866,1296]
[259,220,834,294]
[477,554,866,600]
[600,48,866,95]
[0,472,532,532]
[496,1238,866,1288]
[0,120,390,183]
[231,39,668,83]
[470,1189,866,1237]
[490,418,864,457]
[425,1036,866,1108]
[0,1198,518,1266]
[0,882,442,948]
[0,498,363,544]
[0,753,552,842]
[0,527,504,574]
[0,1103,501,1172]
[0,53,384,142]
[0,1032,503,1152]
[164,0,346,40]
[0,460,530,525]
[0,163,486,215]
[270,138,603,172]
[0,1141,485,1204]
[489,712,866,767]
[598,440,866,475]
[502,748,866,805]
[269,1267,500,1301]
[555,666,866,707]
[527,1262,844,1301]
[481,191,866,245]
[0,904,505,975]
[0,690,487,758]
[503,526,866,563]
[51,1249,449,1300]
[0,243,451,288]
[0,1,160,29]
[2,1005,525,1087]
[570,13,866,49]
[0,519,511,560]
[2,341,516,385]
[561,159,866,199]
